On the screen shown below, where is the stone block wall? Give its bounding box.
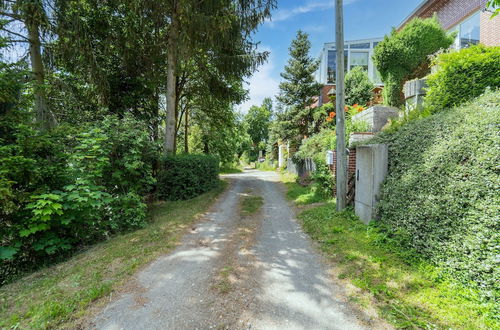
[351,106,399,133]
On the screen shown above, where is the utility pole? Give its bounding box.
[335,0,347,210]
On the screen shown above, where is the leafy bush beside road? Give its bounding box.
[369,90,500,297]
[0,111,157,284]
[157,154,220,200]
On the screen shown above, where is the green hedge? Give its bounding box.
[369,90,499,297]
[425,45,500,111]
[157,154,220,200]
[372,15,454,107]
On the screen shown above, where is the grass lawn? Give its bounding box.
[282,177,498,329]
[0,181,228,329]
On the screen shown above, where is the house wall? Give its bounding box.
[480,10,500,46]
[402,0,499,46]
[412,0,485,30]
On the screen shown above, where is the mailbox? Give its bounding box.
[326,150,334,165]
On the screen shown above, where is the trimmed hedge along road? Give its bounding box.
[369,90,500,300]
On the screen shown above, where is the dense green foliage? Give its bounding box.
[425,45,500,111]
[0,109,156,283]
[344,66,374,106]
[157,154,220,201]
[373,16,454,106]
[369,90,500,298]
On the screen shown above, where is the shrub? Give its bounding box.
[0,113,157,283]
[425,45,500,111]
[157,154,219,200]
[373,15,455,107]
[368,90,500,297]
[345,66,374,106]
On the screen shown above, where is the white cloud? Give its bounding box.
[238,46,280,114]
[266,0,359,26]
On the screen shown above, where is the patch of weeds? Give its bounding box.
[295,203,498,329]
[214,266,234,294]
[0,181,228,329]
[240,194,263,216]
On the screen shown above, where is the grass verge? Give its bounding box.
[284,180,497,329]
[280,172,331,205]
[219,165,243,174]
[0,181,228,329]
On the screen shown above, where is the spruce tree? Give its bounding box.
[276,30,321,143]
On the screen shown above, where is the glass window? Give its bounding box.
[372,41,379,48]
[350,52,369,71]
[327,50,348,84]
[460,11,480,48]
[327,50,336,84]
[350,42,370,49]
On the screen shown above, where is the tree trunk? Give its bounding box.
[184,107,189,153]
[27,19,55,130]
[164,3,179,154]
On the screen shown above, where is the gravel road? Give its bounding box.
[90,170,374,330]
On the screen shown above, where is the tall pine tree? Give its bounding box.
[276,30,321,145]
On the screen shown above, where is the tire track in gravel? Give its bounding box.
[89,170,379,330]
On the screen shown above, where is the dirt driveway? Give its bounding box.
[90,170,374,330]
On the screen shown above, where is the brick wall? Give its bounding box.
[329,148,357,177]
[480,10,500,46]
[403,0,485,30]
[417,0,484,30]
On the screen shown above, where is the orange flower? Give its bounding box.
[357,107,364,112]
[344,105,349,111]
[326,117,333,122]
[329,111,336,118]
[353,103,359,107]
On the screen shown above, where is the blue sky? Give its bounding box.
[239,0,423,112]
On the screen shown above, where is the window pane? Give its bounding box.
[372,41,379,48]
[327,50,336,84]
[350,52,368,71]
[327,50,348,83]
[460,12,480,48]
[350,43,370,49]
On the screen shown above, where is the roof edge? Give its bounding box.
[397,0,435,29]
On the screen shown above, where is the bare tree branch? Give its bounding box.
[5,39,29,43]
[1,27,28,41]
[0,11,21,20]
